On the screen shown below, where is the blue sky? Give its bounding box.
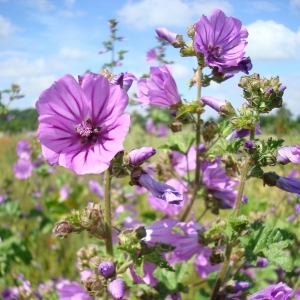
[1,0,300,118]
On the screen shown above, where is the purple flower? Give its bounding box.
[98,261,115,278]
[276,177,300,197]
[198,144,206,153]
[156,124,168,137]
[88,180,104,198]
[143,218,178,247]
[16,140,31,160]
[279,85,287,91]
[244,140,255,149]
[201,156,247,208]
[108,278,126,300]
[111,72,137,92]
[148,179,187,216]
[217,56,253,75]
[277,145,300,165]
[172,146,196,177]
[145,119,156,134]
[13,159,33,179]
[155,28,177,44]
[1,287,19,300]
[170,219,220,278]
[36,72,130,175]
[135,65,181,108]
[128,147,156,165]
[194,9,248,72]
[201,96,226,113]
[57,281,92,300]
[146,48,158,62]
[226,122,261,141]
[137,172,184,204]
[129,261,158,287]
[248,282,293,300]
[59,185,69,201]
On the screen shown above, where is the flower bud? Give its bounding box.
[127,147,156,165]
[53,221,73,239]
[169,120,182,133]
[108,278,126,300]
[198,144,206,153]
[98,261,115,278]
[187,24,196,38]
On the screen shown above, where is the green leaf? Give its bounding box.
[240,221,294,271]
[175,102,199,119]
[159,133,195,154]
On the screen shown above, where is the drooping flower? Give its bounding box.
[248,282,293,300]
[16,140,31,160]
[128,147,156,165]
[135,172,184,204]
[135,65,181,108]
[201,156,247,208]
[108,278,126,300]
[57,281,92,300]
[194,9,248,72]
[226,122,261,141]
[146,48,158,62]
[155,28,177,44]
[13,159,33,179]
[148,179,187,216]
[277,145,300,165]
[36,72,130,175]
[88,180,104,198]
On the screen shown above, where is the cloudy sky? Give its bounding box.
[1,0,300,118]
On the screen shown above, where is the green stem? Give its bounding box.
[180,67,203,222]
[104,167,113,257]
[117,257,133,274]
[210,242,232,300]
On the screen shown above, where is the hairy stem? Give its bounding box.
[104,167,113,257]
[180,66,203,221]
[210,242,232,300]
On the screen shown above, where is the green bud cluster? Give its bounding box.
[238,73,285,113]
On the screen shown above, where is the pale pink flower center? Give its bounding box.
[76,118,101,144]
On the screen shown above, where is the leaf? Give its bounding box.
[159,133,195,154]
[240,221,294,271]
[175,102,199,119]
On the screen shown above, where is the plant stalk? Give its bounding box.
[104,167,113,257]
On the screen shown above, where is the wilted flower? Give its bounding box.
[135,65,181,108]
[277,145,300,165]
[16,140,31,160]
[155,28,177,44]
[88,180,104,198]
[134,171,184,204]
[13,159,33,179]
[194,9,248,72]
[108,278,126,300]
[128,147,156,165]
[98,261,115,278]
[248,282,293,300]
[36,72,130,175]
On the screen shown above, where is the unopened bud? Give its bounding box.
[169,120,182,133]
[187,24,196,38]
[127,147,156,165]
[108,278,126,300]
[98,261,116,278]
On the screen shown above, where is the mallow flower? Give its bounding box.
[16,140,31,160]
[277,145,300,165]
[108,278,126,300]
[248,282,293,300]
[36,72,130,175]
[57,281,92,300]
[13,159,33,180]
[226,122,261,141]
[155,28,177,44]
[128,147,156,165]
[194,9,248,72]
[135,65,181,108]
[111,72,137,92]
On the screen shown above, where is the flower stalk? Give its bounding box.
[104,167,113,257]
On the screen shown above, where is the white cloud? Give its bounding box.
[246,20,300,60]
[291,0,300,8]
[58,10,86,18]
[59,47,89,60]
[246,1,280,12]
[117,0,232,29]
[0,15,16,39]
[172,63,190,79]
[26,0,55,12]
[65,0,75,6]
